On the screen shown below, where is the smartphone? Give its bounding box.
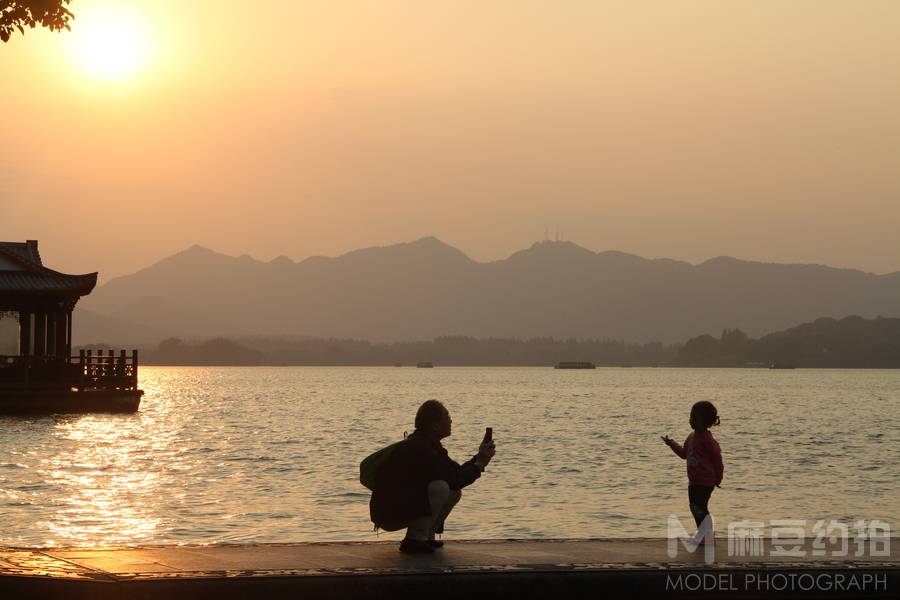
[482,427,493,444]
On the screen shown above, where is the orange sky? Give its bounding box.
[2,0,899,280]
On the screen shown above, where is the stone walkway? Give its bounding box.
[1,538,897,598]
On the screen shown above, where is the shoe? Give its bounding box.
[428,539,444,548]
[399,538,435,554]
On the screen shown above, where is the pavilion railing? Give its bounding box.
[0,350,139,391]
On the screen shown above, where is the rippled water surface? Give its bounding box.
[1,367,898,547]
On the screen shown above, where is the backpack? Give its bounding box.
[359,439,405,491]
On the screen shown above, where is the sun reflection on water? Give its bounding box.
[32,415,162,546]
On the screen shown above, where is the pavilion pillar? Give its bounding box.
[34,312,46,356]
[47,313,57,357]
[55,312,67,359]
[19,311,31,356]
[66,310,73,361]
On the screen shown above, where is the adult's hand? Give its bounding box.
[477,441,496,466]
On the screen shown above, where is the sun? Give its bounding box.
[65,6,156,82]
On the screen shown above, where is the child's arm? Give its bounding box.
[662,435,687,459]
[711,438,724,485]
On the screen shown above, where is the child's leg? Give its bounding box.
[688,485,714,528]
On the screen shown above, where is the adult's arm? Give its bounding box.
[445,455,483,490]
[407,436,482,490]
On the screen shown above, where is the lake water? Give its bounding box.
[1,367,898,547]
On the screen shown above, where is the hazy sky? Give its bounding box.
[2,0,899,280]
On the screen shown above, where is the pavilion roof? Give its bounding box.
[0,241,97,297]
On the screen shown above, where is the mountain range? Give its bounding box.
[73,237,900,345]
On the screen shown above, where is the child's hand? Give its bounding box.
[661,435,673,445]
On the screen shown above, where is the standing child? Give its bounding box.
[662,401,724,544]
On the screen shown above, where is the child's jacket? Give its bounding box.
[668,430,724,487]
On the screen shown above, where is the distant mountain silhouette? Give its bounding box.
[72,307,163,346]
[74,237,900,344]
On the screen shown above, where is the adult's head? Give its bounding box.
[415,399,452,440]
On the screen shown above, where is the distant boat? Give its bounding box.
[416,362,434,368]
[554,361,596,369]
[769,363,796,370]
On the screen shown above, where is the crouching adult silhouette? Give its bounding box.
[370,399,496,554]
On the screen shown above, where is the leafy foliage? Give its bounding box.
[80,317,900,368]
[676,316,900,367]
[1,0,73,42]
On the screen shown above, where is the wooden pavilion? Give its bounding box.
[0,240,143,413]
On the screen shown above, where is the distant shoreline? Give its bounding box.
[76,315,900,370]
